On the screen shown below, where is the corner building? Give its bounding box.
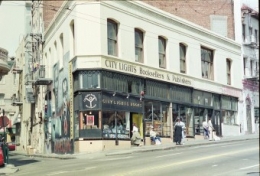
[43,1,242,154]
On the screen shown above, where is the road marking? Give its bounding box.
[46,171,68,176]
[113,147,259,176]
[84,166,97,170]
[155,153,182,158]
[239,164,259,170]
[99,156,133,161]
[212,165,218,167]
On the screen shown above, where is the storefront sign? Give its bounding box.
[103,59,192,86]
[69,62,74,140]
[83,94,97,108]
[102,93,143,113]
[80,92,101,110]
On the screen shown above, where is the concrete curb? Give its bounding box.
[0,164,19,174]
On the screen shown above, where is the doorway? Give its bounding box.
[130,113,143,138]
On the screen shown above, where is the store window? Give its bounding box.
[158,36,166,68]
[221,95,231,110]
[79,111,102,138]
[180,43,187,73]
[79,71,100,89]
[135,28,144,63]
[201,47,214,80]
[144,102,170,137]
[222,110,236,125]
[193,108,213,135]
[213,94,221,109]
[107,19,118,56]
[102,111,130,139]
[172,104,194,137]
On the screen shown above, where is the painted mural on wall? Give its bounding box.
[50,51,73,154]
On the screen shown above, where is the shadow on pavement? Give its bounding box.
[8,152,40,167]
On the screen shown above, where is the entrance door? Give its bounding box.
[131,113,143,138]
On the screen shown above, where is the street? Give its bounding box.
[8,139,259,176]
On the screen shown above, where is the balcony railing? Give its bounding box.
[11,97,23,106]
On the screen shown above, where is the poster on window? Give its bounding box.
[87,115,94,125]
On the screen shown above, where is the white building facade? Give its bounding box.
[35,1,243,154]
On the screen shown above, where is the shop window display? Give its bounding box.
[144,102,170,137]
[222,110,236,125]
[102,111,130,139]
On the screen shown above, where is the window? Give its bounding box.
[102,111,130,139]
[59,33,64,69]
[135,29,144,63]
[226,59,231,85]
[250,60,253,76]
[158,36,166,68]
[255,29,258,44]
[79,71,100,89]
[54,41,57,63]
[243,57,246,75]
[0,94,5,105]
[180,43,186,73]
[249,27,252,36]
[201,47,214,80]
[107,19,118,56]
[242,24,246,42]
[70,20,75,57]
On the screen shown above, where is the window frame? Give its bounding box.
[226,59,231,85]
[179,43,187,73]
[107,19,118,56]
[134,28,144,63]
[201,47,214,80]
[158,36,166,69]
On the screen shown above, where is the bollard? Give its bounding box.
[3,143,9,164]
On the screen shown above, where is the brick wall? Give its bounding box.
[42,0,235,39]
[142,0,235,39]
[43,0,64,30]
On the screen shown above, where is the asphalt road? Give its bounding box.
[9,139,259,176]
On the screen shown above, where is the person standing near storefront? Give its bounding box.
[174,118,185,145]
[208,118,214,141]
[202,120,209,139]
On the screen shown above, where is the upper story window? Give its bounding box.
[158,36,166,69]
[242,24,246,42]
[70,20,75,57]
[107,19,118,56]
[243,57,246,76]
[201,47,214,80]
[135,29,144,63]
[255,29,258,44]
[250,60,253,76]
[180,43,187,73]
[226,59,231,85]
[249,27,252,36]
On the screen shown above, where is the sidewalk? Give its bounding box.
[1,134,258,174]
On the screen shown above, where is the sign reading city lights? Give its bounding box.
[103,59,192,86]
[69,62,74,140]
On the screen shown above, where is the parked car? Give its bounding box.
[7,142,15,151]
[0,142,16,151]
[0,147,4,166]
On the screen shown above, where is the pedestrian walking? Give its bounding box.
[202,120,209,139]
[131,130,142,146]
[208,118,214,141]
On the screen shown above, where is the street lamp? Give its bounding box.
[39,65,45,78]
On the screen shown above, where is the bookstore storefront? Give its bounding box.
[71,62,239,152]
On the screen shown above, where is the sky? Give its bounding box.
[0,1,26,57]
[0,0,259,57]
